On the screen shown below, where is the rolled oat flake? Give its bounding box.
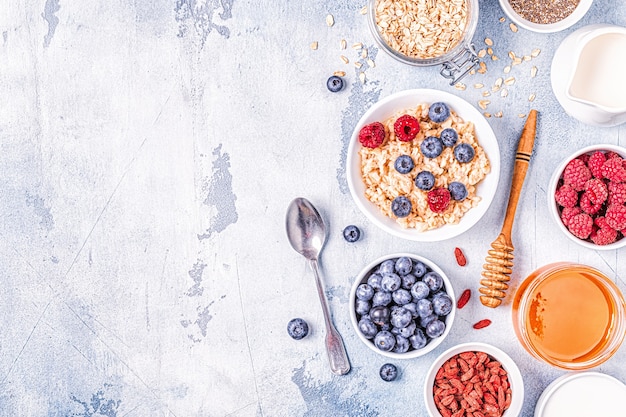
[509,0,580,25]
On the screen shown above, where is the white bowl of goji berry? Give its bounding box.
[424,342,524,417]
[548,144,626,250]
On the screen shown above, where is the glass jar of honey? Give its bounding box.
[512,262,626,370]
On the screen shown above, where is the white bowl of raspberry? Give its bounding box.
[548,144,626,250]
[347,89,500,242]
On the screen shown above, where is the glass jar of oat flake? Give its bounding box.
[368,0,480,85]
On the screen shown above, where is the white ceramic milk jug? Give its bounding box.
[551,24,626,127]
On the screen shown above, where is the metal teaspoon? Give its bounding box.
[285,197,351,375]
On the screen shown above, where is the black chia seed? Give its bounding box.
[509,0,581,24]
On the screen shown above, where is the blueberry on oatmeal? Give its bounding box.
[421,136,444,158]
[394,155,415,174]
[415,171,435,191]
[454,143,475,163]
[391,196,412,218]
[428,102,451,123]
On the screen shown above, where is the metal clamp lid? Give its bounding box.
[440,43,480,86]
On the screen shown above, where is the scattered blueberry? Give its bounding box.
[416,298,433,318]
[394,155,415,174]
[287,318,309,340]
[390,307,413,328]
[440,127,459,147]
[379,363,398,381]
[413,261,427,278]
[454,143,475,163]
[432,293,453,316]
[356,283,375,301]
[381,273,402,292]
[415,171,436,191]
[369,305,390,326]
[359,318,378,339]
[326,75,344,92]
[409,329,428,349]
[392,288,412,305]
[421,136,444,158]
[395,257,413,276]
[374,330,396,351]
[392,335,410,353]
[372,291,392,307]
[410,281,430,300]
[424,271,444,292]
[343,225,361,242]
[426,319,446,338]
[428,102,451,123]
[391,196,412,218]
[448,181,468,201]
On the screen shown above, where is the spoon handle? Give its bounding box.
[310,259,351,375]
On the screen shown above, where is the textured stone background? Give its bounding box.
[1,0,625,416]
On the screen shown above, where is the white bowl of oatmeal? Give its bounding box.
[346,89,500,241]
[499,0,593,33]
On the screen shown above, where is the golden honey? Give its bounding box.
[512,263,626,370]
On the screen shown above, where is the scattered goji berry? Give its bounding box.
[457,289,471,309]
[473,319,492,329]
[454,247,467,266]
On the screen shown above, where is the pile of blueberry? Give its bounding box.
[353,255,453,354]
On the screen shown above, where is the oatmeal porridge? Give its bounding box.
[358,102,491,231]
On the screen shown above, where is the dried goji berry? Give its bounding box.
[457,289,471,309]
[454,247,467,266]
[473,319,492,329]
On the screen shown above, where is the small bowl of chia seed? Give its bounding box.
[498,0,594,33]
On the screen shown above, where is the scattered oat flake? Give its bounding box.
[519,113,526,118]
[510,22,518,32]
[478,62,487,74]
[326,14,334,27]
[531,48,541,57]
[491,55,499,61]
[478,100,490,110]
[503,65,511,74]
[513,57,522,65]
[504,76,515,85]
[367,59,375,68]
[341,55,349,64]
[340,39,347,49]
[495,111,503,118]
[482,90,491,97]
[355,61,362,68]
[529,93,536,102]
[359,72,366,83]
[485,38,493,46]
[310,41,318,50]
[523,55,531,61]
[495,77,503,87]
[470,69,476,75]
[508,51,516,60]
[478,49,487,58]
[531,66,538,77]
[474,83,484,89]
[487,47,493,55]
[484,112,491,118]
[455,83,466,91]
[499,16,506,22]
[334,70,346,77]
[360,6,367,15]
[361,48,368,58]
[352,42,363,49]
[501,88,508,98]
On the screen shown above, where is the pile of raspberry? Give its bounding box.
[555,150,626,245]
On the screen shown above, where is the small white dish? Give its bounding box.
[535,372,626,417]
[346,89,500,242]
[498,0,593,33]
[547,144,626,250]
[424,342,524,417]
[349,253,455,360]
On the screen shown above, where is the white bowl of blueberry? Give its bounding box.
[349,253,456,359]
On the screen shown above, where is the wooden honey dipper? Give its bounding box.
[480,110,538,308]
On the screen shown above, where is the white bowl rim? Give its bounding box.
[349,252,456,360]
[346,88,500,242]
[547,144,626,250]
[423,341,525,417]
[498,0,594,33]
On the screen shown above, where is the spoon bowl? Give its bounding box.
[285,198,351,375]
